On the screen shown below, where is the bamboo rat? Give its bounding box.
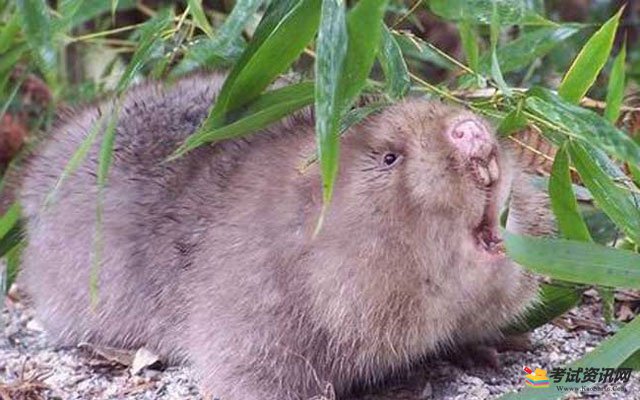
[18,72,552,399]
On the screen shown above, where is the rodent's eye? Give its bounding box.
[382,152,400,168]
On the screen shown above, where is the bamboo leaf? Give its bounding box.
[206,0,322,128]
[489,2,511,97]
[187,0,214,38]
[97,105,120,188]
[500,316,640,399]
[0,13,21,54]
[15,0,58,89]
[394,31,457,70]
[430,0,526,24]
[0,44,28,81]
[630,163,640,187]
[525,87,640,165]
[170,82,315,159]
[172,0,263,75]
[315,0,347,211]
[604,42,626,123]
[111,0,119,18]
[504,231,640,289]
[0,203,21,240]
[378,24,410,99]
[558,8,623,103]
[568,141,640,244]
[497,108,528,136]
[57,0,85,31]
[44,113,106,207]
[339,0,388,110]
[2,239,23,294]
[621,350,640,370]
[63,0,136,29]
[315,0,387,223]
[116,9,173,94]
[480,25,581,74]
[299,102,389,173]
[458,19,479,71]
[549,143,592,241]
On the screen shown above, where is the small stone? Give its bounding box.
[26,319,45,332]
[131,347,162,375]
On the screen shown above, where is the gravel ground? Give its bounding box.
[1,292,638,400]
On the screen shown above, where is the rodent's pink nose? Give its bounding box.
[446,118,496,160]
[446,118,500,187]
[448,119,491,155]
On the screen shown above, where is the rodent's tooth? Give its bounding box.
[476,165,492,187]
[488,156,500,182]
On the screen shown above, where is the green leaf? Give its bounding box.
[170,82,315,159]
[44,113,106,207]
[394,31,457,70]
[338,0,388,110]
[508,283,582,333]
[0,223,22,258]
[187,0,214,38]
[172,0,262,76]
[586,146,640,204]
[629,163,640,187]
[173,36,246,75]
[315,0,347,211]
[57,0,85,32]
[430,0,526,24]
[298,101,389,173]
[90,105,120,308]
[315,0,387,223]
[3,239,23,294]
[604,42,626,123]
[525,87,640,165]
[111,0,119,19]
[504,231,640,289]
[489,2,511,97]
[97,105,120,188]
[458,19,479,71]
[0,203,21,240]
[0,13,21,54]
[116,9,174,94]
[0,79,22,120]
[378,24,410,99]
[480,25,581,74]
[15,0,58,90]
[621,350,640,370]
[62,0,136,29]
[558,8,623,104]
[549,143,592,241]
[0,43,27,81]
[206,0,322,128]
[568,141,640,244]
[0,201,23,295]
[500,316,640,399]
[497,108,528,136]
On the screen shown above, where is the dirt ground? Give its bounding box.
[1,289,638,400]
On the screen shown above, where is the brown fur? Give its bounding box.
[18,72,551,399]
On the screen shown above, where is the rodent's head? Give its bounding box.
[307,99,537,356]
[333,99,511,258]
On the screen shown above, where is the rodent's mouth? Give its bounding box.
[473,216,504,255]
[472,196,504,256]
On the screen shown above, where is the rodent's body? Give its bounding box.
[19,73,549,399]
